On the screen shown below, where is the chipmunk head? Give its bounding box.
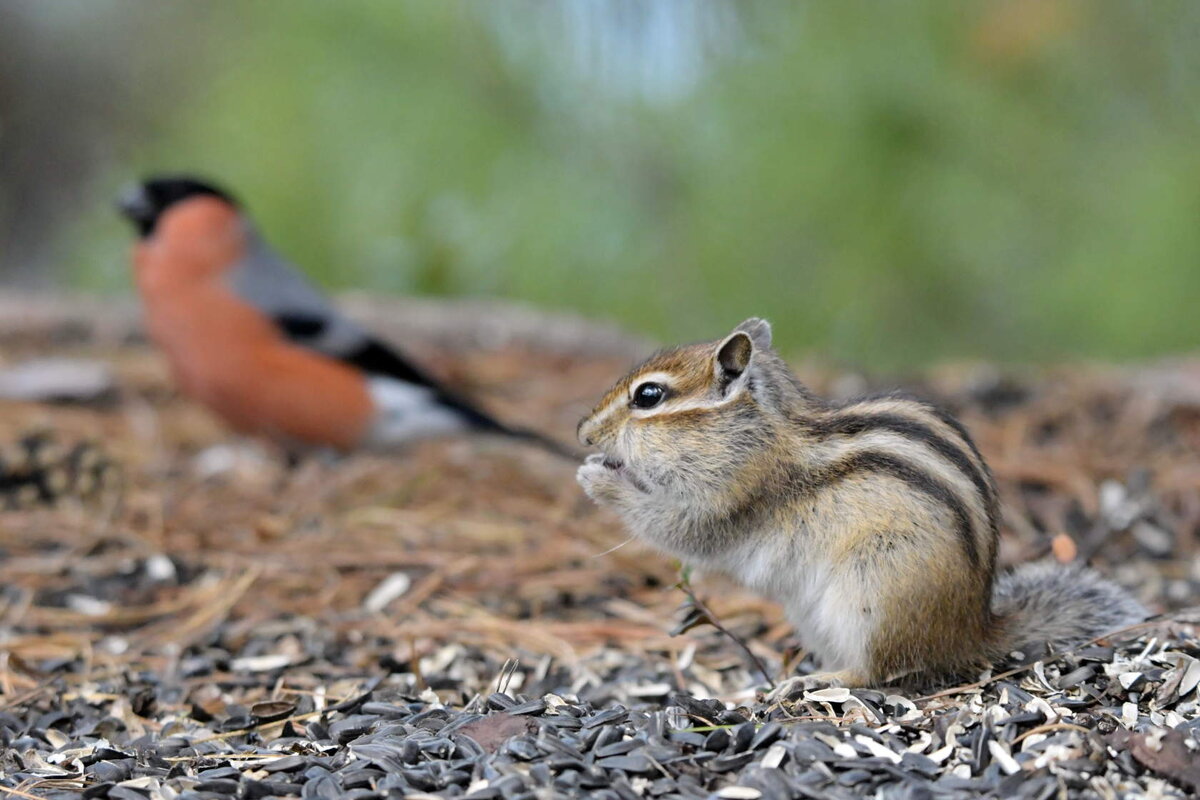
[577,318,788,502]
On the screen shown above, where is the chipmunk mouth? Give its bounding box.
[587,452,650,493]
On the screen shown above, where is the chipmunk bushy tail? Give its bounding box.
[990,562,1146,661]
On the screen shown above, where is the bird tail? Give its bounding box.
[365,376,580,459]
[439,396,581,460]
[989,561,1146,661]
[347,337,580,459]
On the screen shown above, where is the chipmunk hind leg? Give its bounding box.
[866,551,995,683]
[820,500,994,685]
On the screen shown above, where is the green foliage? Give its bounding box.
[70,1,1200,369]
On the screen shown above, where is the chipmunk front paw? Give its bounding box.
[577,454,626,504]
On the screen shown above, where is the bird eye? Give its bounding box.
[631,382,666,409]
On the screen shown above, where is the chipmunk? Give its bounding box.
[576,318,1146,691]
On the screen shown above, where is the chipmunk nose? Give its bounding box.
[576,418,594,447]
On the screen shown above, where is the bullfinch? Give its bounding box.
[117,175,570,455]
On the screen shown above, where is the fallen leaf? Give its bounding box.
[1051,532,1077,563]
[1108,728,1200,793]
[457,713,535,753]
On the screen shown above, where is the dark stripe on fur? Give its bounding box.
[842,392,991,468]
[805,412,995,525]
[904,401,1001,564]
[923,403,990,469]
[718,449,982,567]
[815,450,980,568]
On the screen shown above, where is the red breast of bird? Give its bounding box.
[132,196,376,451]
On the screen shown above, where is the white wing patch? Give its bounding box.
[364,377,468,448]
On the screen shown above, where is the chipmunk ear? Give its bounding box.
[734,317,772,350]
[715,330,754,389]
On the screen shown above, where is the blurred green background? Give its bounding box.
[2,1,1198,369]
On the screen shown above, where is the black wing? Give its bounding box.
[272,312,506,432]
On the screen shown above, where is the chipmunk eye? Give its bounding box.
[631,382,666,409]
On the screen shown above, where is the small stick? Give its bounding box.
[667,643,688,694]
[0,683,51,712]
[409,636,426,692]
[163,752,293,762]
[676,572,776,690]
[1011,722,1092,746]
[497,658,520,695]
